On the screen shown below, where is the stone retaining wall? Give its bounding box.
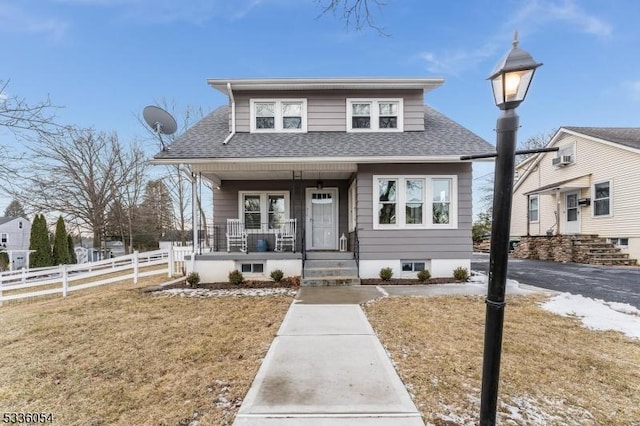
[512,235,591,263]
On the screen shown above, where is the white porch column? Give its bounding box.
[191,172,198,272]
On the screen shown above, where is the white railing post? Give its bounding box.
[0,274,4,307]
[168,248,174,277]
[133,250,139,284]
[61,264,68,297]
[21,267,26,285]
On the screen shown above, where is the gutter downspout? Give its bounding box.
[222,82,235,145]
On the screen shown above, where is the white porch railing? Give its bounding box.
[0,249,180,305]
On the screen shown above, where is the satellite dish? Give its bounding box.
[143,105,177,151]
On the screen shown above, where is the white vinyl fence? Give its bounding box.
[0,249,179,305]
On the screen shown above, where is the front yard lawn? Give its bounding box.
[365,295,640,425]
[0,277,292,425]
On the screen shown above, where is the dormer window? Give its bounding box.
[347,99,403,132]
[250,99,307,133]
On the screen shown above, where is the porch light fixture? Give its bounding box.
[488,31,542,110]
[480,32,542,425]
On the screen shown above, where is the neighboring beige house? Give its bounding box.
[511,127,640,261]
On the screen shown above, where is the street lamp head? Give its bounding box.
[488,31,542,110]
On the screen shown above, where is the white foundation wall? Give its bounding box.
[626,238,640,262]
[359,259,471,279]
[188,259,302,282]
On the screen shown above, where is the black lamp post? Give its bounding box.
[480,32,541,425]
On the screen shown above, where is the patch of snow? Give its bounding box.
[542,293,640,339]
[376,285,389,297]
[156,288,297,298]
[468,272,543,296]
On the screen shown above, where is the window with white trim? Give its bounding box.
[240,263,264,274]
[0,233,7,244]
[528,195,539,223]
[431,178,451,225]
[239,191,289,231]
[401,261,426,272]
[373,175,457,229]
[250,99,307,133]
[593,180,611,217]
[556,143,576,164]
[609,237,628,248]
[347,99,403,132]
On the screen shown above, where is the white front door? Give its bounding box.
[564,191,580,234]
[306,188,339,250]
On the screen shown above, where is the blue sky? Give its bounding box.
[1,0,639,216]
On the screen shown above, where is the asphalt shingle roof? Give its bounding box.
[0,217,15,226]
[154,105,493,161]
[563,127,640,150]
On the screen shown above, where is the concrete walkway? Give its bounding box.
[233,286,424,425]
[234,280,547,424]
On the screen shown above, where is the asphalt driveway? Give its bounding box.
[472,253,640,309]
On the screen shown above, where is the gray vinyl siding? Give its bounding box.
[232,89,425,133]
[356,163,473,260]
[214,180,350,237]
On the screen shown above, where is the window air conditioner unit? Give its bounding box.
[552,155,572,166]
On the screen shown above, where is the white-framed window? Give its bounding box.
[401,260,426,273]
[347,98,403,132]
[239,191,289,231]
[593,180,612,217]
[250,99,307,133]
[0,233,7,244]
[528,195,539,223]
[609,237,629,248]
[556,142,576,164]
[373,175,457,229]
[240,262,264,274]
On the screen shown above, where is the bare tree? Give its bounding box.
[316,0,388,34]
[0,79,62,185]
[141,101,206,244]
[110,142,148,253]
[516,128,557,163]
[10,127,147,249]
[0,79,61,138]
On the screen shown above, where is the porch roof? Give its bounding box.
[523,174,591,196]
[152,105,492,163]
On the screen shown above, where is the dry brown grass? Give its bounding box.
[0,276,292,425]
[365,295,640,425]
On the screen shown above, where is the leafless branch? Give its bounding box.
[315,0,389,36]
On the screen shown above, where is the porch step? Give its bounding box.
[301,276,362,287]
[589,258,637,266]
[305,251,354,261]
[302,257,360,286]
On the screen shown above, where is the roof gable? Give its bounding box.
[562,127,640,151]
[514,126,640,192]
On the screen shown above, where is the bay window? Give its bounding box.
[347,99,403,132]
[374,175,457,229]
[250,99,307,132]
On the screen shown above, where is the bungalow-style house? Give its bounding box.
[0,216,32,270]
[511,127,640,264]
[153,77,492,284]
